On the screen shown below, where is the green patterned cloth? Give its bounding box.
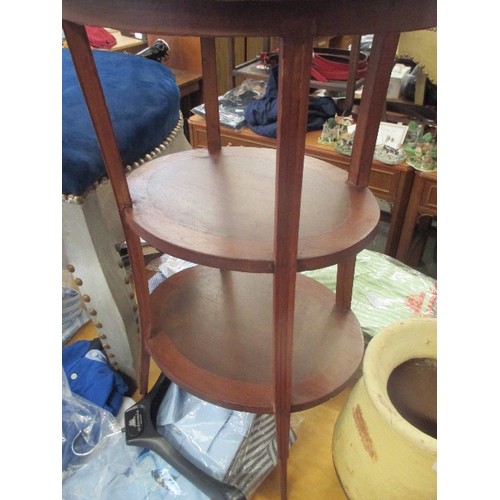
[303,250,437,339]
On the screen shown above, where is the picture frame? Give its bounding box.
[376,122,408,150]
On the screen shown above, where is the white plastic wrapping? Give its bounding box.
[191,79,267,130]
[303,249,437,338]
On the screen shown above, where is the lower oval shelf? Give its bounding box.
[148,265,364,413]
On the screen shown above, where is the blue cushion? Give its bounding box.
[62,48,180,195]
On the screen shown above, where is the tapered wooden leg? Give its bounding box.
[279,460,288,500]
[122,224,153,395]
[273,27,314,499]
[335,32,402,318]
[200,36,221,154]
[348,32,401,188]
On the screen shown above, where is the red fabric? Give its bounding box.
[85,26,117,49]
[311,48,368,82]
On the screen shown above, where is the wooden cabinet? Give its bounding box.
[147,35,203,74]
[396,170,437,264]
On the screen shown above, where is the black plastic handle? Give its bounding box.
[124,375,246,500]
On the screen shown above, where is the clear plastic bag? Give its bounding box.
[62,367,207,499]
[63,440,207,499]
[62,368,122,475]
[191,79,267,130]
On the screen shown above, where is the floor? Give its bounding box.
[66,210,437,499]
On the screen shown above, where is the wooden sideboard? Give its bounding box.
[396,169,437,264]
[188,113,415,257]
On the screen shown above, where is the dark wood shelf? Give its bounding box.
[148,265,364,413]
[125,147,380,272]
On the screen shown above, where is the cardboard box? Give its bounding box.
[386,63,411,99]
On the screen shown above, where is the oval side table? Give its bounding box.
[62,1,437,497]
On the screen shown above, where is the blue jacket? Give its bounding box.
[244,65,337,138]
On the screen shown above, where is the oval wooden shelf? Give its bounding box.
[125,147,380,273]
[147,265,364,413]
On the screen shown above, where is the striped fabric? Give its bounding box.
[226,414,297,496]
[62,287,90,343]
[148,271,167,294]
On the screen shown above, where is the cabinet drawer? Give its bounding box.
[189,121,275,149]
[368,166,401,201]
[420,179,437,212]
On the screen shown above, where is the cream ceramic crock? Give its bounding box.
[332,318,437,499]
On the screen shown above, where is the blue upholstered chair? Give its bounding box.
[62,48,191,379]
